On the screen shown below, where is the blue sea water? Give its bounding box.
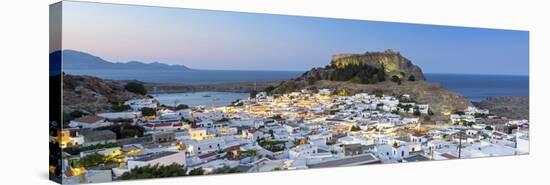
[425,74,529,102]
[65,69,528,102]
[151,91,249,108]
[65,69,303,84]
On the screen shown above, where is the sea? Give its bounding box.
[65,69,529,105]
[425,74,529,102]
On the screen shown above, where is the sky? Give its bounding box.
[62,1,529,75]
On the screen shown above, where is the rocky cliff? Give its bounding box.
[62,75,145,113]
[331,50,425,81]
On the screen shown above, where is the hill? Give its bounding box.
[271,50,471,116]
[475,96,529,119]
[62,74,146,113]
[58,50,190,71]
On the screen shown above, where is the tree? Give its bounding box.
[484,125,494,131]
[250,90,258,99]
[124,82,147,95]
[141,107,156,117]
[188,167,205,176]
[413,109,421,116]
[408,75,416,81]
[175,104,189,110]
[391,75,402,85]
[428,109,434,116]
[269,129,275,139]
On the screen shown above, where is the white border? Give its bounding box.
[0,0,548,185]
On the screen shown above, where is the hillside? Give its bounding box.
[475,96,529,119]
[271,50,471,115]
[63,75,146,113]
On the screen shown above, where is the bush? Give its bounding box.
[391,75,402,85]
[175,104,189,110]
[188,167,205,176]
[125,82,147,95]
[141,107,156,117]
[408,75,416,81]
[120,163,186,180]
[329,63,385,84]
[413,109,421,116]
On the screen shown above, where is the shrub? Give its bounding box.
[120,163,186,180]
[125,82,147,95]
[175,104,189,110]
[141,107,156,117]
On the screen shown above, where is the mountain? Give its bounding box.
[58,50,190,71]
[271,50,471,116]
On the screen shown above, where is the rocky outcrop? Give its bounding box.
[331,50,425,81]
[272,50,471,115]
[62,75,145,113]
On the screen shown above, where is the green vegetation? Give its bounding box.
[141,107,156,117]
[212,165,241,174]
[428,109,434,116]
[64,143,121,155]
[119,163,186,180]
[258,139,286,152]
[250,90,258,99]
[107,118,134,125]
[240,150,257,158]
[96,124,145,139]
[188,167,205,176]
[408,75,416,81]
[328,63,386,84]
[398,104,413,112]
[230,99,244,106]
[350,125,361,131]
[413,108,421,116]
[474,113,492,118]
[175,104,189,110]
[485,125,494,131]
[74,153,122,168]
[124,82,147,95]
[264,86,276,94]
[464,122,476,127]
[391,75,402,85]
[62,110,88,123]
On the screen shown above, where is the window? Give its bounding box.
[401,151,405,157]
